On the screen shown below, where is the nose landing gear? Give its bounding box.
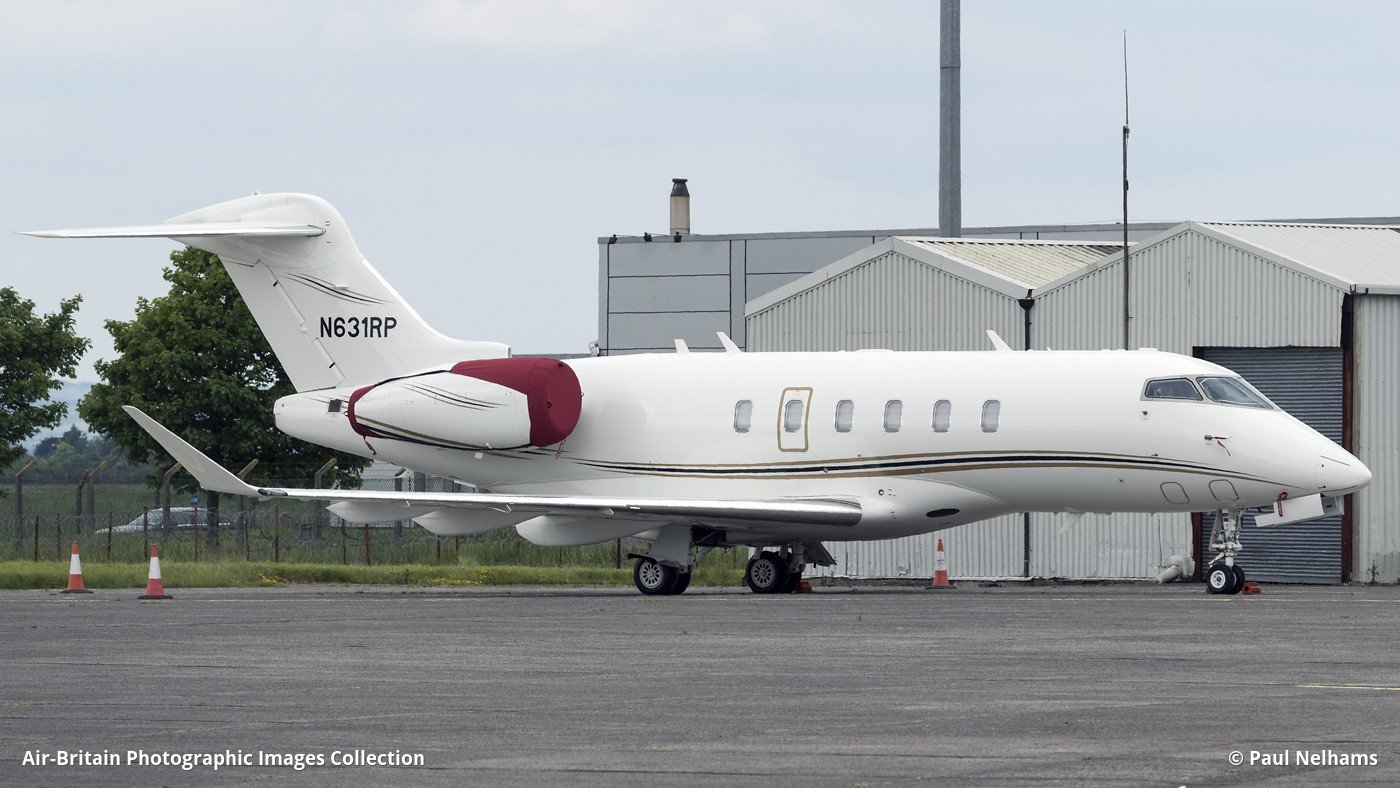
[1205,508,1247,595]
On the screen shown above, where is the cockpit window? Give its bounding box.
[1144,377,1203,401]
[1197,376,1275,409]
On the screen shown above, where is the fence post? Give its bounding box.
[614,538,621,569]
[193,505,200,562]
[274,504,281,563]
[55,514,61,561]
[435,536,441,563]
[14,458,36,549]
[393,469,407,544]
[106,512,113,560]
[160,461,182,540]
[235,459,258,560]
[142,508,149,562]
[312,458,337,541]
[84,460,107,543]
[33,515,40,562]
[364,522,371,567]
[454,535,460,562]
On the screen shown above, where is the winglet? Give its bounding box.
[122,406,260,497]
[717,332,742,353]
[986,329,1013,352]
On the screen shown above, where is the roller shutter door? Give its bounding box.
[1202,347,1343,584]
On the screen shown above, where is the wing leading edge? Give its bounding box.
[121,406,862,529]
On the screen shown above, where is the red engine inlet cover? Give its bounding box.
[450,357,582,447]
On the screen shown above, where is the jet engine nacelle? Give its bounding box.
[346,357,581,450]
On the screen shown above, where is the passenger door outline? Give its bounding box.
[777,387,814,453]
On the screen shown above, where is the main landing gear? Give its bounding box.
[1205,508,1248,595]
[628,526,833,596]
[744,548,805,594]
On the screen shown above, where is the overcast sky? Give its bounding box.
[4,0,1398,382]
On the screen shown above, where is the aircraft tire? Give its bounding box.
[1206,564,1236,595]
[744,553,789,594]
[669,571,692,595]
[781,567,804,593]
[1230,565,1247,595]
[634,557,679,595]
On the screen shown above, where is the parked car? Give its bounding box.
[97,507,235,534]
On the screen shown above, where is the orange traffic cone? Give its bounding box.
[138,545,173,600]
[60,541,93,594]
[926,538,954,590]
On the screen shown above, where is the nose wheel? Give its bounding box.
[1206,508,1248,595]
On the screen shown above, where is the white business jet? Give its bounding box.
[29,194,1372,595]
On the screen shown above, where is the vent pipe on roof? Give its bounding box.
[939,0,961,238]
[670,178,690,236]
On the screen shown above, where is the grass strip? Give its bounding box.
[0,561,743,590]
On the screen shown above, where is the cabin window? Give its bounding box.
[733,400,753,432]
[981,400,1001,432]
[835,400,854,432]
[1144,377,1203,401]
[1198,376,1274,409]
[783,399,805,433]
[883,400,903,432]
[932,400,951,432]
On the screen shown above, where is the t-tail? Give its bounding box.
[25,193,508,391]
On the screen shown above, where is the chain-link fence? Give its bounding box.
[0,477,632,568]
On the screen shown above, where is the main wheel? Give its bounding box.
[633,557,680,595]
[781,566,804,593]
[745,553,789,594]
[1231,564,1247,595]
[670,571,692,595]
[1206,563,1240,595]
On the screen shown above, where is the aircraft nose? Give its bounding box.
[1317,453,1372,493]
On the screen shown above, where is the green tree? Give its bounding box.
[0,289,89,480]
[79,247,368,547]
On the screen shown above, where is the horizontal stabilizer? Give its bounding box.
[22,223,325,239]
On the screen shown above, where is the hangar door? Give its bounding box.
[1202,347,1343,583]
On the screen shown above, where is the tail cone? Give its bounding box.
[60,541,93,594]
[138,545,173,600]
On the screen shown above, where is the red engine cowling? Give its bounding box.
[346,358,582,450]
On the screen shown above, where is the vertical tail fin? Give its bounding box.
[27,193,508,391]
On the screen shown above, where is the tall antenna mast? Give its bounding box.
[1121,30,1131,350]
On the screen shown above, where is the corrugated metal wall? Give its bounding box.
[1354,295,1400,582]
[746,251,1027,352]
[1202,347,1343,583]
[808,512,1192,581]
[1037,229,1344,353]
[1028,513,1192,579]
[807,515,1024,581]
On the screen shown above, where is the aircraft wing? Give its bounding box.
[122,407,862,529]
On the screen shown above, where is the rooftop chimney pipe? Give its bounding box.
[670,178,690,236]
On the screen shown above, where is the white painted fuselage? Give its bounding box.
[276,347,1368,544]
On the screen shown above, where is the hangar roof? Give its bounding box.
[901,238,1120,288]
[1036,221,1400,296]
[747,236,1124,313]
[1198,222,1400,293]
